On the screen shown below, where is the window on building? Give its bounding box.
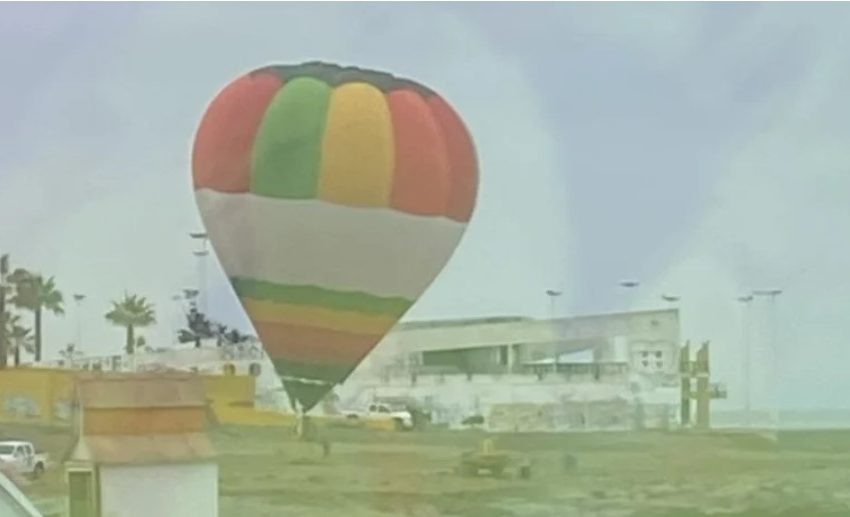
[498,346,509,366]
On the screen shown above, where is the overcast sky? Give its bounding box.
[2,3,849,410]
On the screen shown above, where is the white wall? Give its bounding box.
[99,463,217,517]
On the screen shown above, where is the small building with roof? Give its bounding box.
[65,373,217,517]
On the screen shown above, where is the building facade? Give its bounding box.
[341,308,682,431]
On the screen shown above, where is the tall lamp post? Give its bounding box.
[73,294,86,352]
[545,289,562,371]
[545,289,562,321]
[619,280,640,289]
[737,294,754,427]
[661,294,680,304]
[753,288,782,429]
[190,232,209,314]
[171,293,185,345]
[619,281,640,305]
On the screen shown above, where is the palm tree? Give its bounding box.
[104,294,156,355]
[135,335,149,354]
[8,315,34,366]
[59,343,81,364]
[9,270,64,362]
[178,307,214,348]
[2,312,33,366]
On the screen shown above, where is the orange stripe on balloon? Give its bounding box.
[192,72,283,193]
[427,96,478,222]
[387,90,451,217]
[317,82,395,208]
[255,321,383,365]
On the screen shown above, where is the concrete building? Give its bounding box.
[342,308,682,431]
[42,308,684,432]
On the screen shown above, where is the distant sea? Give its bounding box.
[713,409,850,430]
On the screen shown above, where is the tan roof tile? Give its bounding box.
[76,373,206,409]
[80,433,214,465]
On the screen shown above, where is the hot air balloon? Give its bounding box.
[191,61,478,413]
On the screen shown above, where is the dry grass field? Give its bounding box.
[7,422,850,516]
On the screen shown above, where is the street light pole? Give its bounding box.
[661,294,680,305]
[737,294,754,427]
[619,281,640,309]
[190,232,209,315]
[172,293,186,345]
[753,288,782,430]
[545,289,562,320]
[545,289,562,371]
[73,294,86,352]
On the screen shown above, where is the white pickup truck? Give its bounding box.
[344,402,414,430]
[0,441,49,479]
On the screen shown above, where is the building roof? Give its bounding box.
[75,433,214,465]
[76,373,206,410]
[523,349,596,365]
[397,309,678,331]
[397,316,530,330]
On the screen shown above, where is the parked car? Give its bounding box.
[0,441,49,480]
[343,402,414,430]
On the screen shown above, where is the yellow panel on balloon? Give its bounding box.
[318,82,394,208]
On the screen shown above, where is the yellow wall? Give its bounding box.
[0,368,400,432]
[0,367,255,427]
[200,373,254,404]
[0,367,74,426]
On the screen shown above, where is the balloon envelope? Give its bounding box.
[192,62,478,411]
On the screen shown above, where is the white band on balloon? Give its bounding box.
[278,375,335,386]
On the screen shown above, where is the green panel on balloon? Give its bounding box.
[250,77,332,199]
[230,277,413,317]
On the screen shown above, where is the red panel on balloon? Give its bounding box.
[387,90,451,217]
[427,96,478,222]
[192,72,283,193]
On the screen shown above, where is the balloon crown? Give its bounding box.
[249,61,436,96]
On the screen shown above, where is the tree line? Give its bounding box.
[0,254,251,369]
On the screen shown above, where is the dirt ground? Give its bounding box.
[7,423,850,516]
